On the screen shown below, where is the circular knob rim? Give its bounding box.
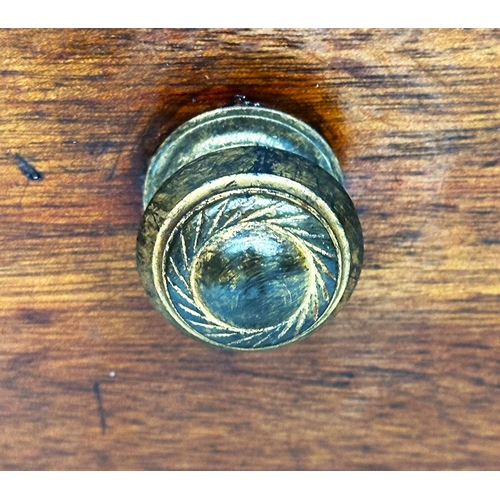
[137,145,363,350]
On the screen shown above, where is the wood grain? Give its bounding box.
[0,29,499,470]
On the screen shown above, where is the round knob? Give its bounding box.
[137,106,363,350]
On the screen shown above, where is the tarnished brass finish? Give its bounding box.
[137,106,363,350]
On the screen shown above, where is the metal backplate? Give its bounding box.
[143,106,344,208]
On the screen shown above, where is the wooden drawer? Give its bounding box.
[1,29,499,470]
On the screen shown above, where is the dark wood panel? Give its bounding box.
[0,28,499,470]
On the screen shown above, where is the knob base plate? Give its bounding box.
[143,106,344,208]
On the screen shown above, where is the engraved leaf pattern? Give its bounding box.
[165,194,338,349]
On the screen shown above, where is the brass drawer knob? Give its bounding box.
[137,106,363,350]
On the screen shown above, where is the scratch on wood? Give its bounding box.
[92,381,107,434]
[14,153,44,181]
[106,162,118,181]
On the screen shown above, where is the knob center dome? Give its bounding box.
[194,224,309,329]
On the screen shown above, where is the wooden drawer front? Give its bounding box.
[0,29,499,470]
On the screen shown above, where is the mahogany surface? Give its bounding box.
[0,29,499,470]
